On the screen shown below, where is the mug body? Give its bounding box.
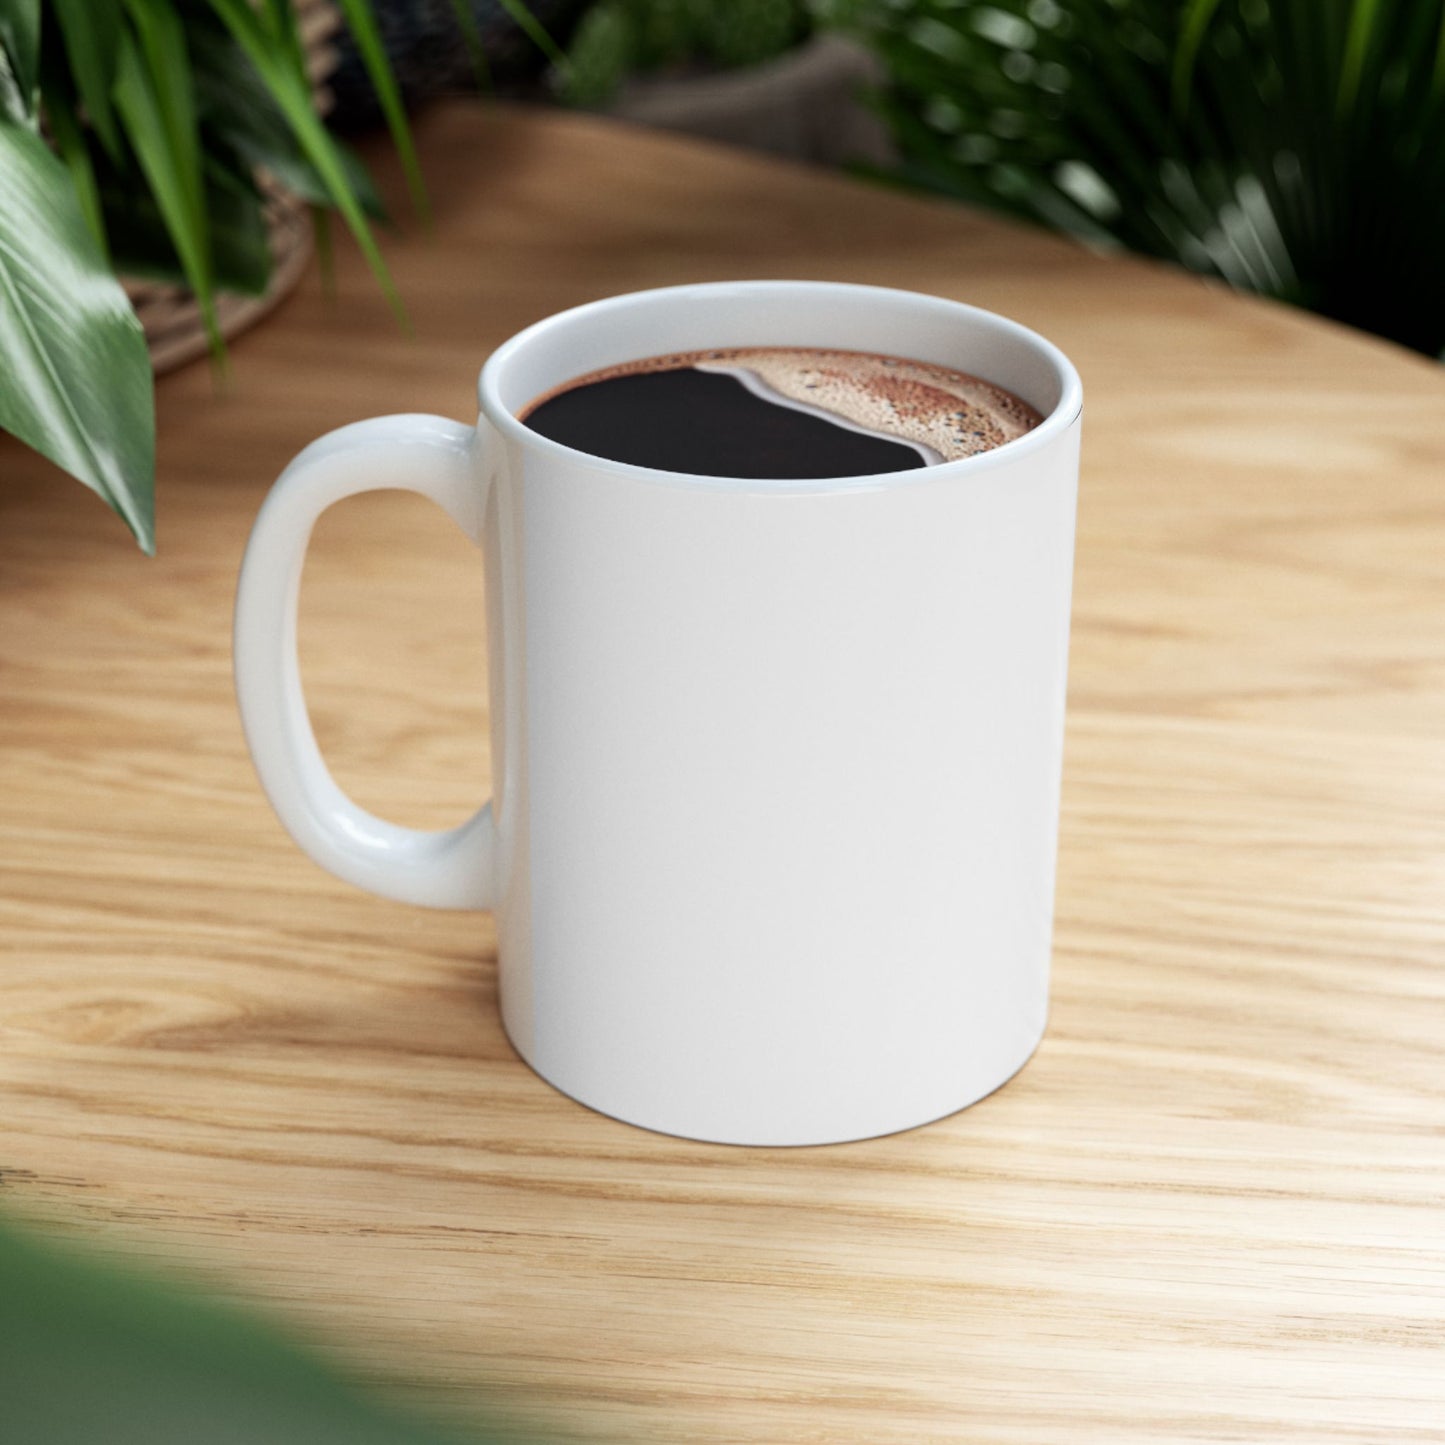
[479,282,1082,1146]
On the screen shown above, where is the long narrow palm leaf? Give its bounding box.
[330,0,428,218]
[204,0,405,321]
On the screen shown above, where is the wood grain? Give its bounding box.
[2,104,1444,1443]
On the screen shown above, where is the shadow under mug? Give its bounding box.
[234,280,1083,1146]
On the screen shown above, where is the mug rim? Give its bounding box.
[477,280,1083,492]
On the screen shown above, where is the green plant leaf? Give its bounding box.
[204,0,404,322]
[844,0,1445,353]
[1434,3,1445,97]
[50,0,123,155]
[232,124,384,220]
[263,0,311,86]
[98,153,271,295]
[696,0,804,68]
[37,30,108,249]
[443,0,492,92]
[113,21,221,355]
[0,45,26,124]
[1172,0,1222,115]
[0,1217,530,1443]
[0,121,153,551]
[44,92,106,254]
[189,26,384,220]
[1337,0,1385,115]
[124,0,204,195]
[197,159,271,293]
[329,0,428,217]
[0,0,39,120]
[495,0,566,67]
[555,1,631,106]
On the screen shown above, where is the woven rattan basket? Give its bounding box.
[125,0,341,374]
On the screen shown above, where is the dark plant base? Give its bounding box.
[328,0,587,129]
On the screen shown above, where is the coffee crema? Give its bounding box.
[519,347,1043,481]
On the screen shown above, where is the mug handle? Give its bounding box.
[234,414,497,909]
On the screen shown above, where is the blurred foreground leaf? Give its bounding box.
[0,1215,543,1445]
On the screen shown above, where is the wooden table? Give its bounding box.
[3,105,1443,1443]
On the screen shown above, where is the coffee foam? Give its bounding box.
[519,347,1043,463]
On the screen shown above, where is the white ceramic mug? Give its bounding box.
[235,281,1082,1146]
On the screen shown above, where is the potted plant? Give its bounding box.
[551,0,892,165]
[833,0,1445,357]
[0,0,478,554]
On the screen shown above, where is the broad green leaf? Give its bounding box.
[330,0,428,217]
[0,43,27,125]
[45,95,106,255]
[50,0,122,155]
[204,0,404,322]
[0,122,153,551]
[113,23,220,354]
[0,0,38,119]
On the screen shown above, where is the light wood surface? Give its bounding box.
[3,104,1444,1443]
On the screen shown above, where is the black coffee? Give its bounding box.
[518,347,1043,480]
